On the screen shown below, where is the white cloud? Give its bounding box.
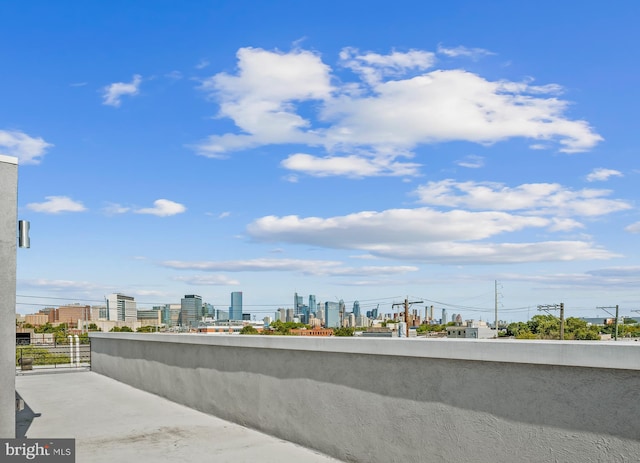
[135,199,186,217]
[161,258,418,277]
[500,266,640,289]
[19,278,105,292]
[437,44,495,59]
[174,275,240,286]
[281,153,420,177]
[339,47,436,85]
[0,129,52,164]
[364,240,616,264]
[625,222,640,233]
[163,258,339,272]
[586,266,640,286]
[102,74,142,107]
[103,202,131,215]
[246,204,620,264]
[165,70,183,80]
[248,208,549,247]
[26,196,87,214]
[195,47,333,156]
[129,289,171,298]
[414,180,631,217]
[321,69,599,154]
[586,167,623,182]
[195,59,210,70]
[455,155,484,169]
[283,174,299,183]
[195,46,603,177]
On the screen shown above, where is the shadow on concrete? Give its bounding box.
[15,391,41,438]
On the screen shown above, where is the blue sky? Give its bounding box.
[4,0,640,322]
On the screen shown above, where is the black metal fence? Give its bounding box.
[16,341,91,371]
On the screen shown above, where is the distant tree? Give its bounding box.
[240,325,258,335]
[34,323,55,334]
[506,322,530,337]
[565,317,588,332]
[136,326,156,333]
[527,314,559,339]
[54,332,68,344]
[109,326,133,332]
[87,323,100,331]
[333,327,355,337]
[573,329,600,341]
[269,320,306,335]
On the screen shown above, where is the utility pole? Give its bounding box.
[494,280,501,337]
[392,297,423,338]
[598,305,620,340]
[537,303,565,340]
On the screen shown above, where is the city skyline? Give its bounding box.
[4,1,640,323]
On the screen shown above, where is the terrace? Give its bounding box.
[15,332,640,462]
[16,370,341,462]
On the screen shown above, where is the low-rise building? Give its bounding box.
[446,320,494,339]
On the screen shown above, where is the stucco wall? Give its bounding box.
[90,333,640,463]
[0,155,18,438]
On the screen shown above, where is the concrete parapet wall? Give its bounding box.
[90,333,640,462]
[0,155,18,438]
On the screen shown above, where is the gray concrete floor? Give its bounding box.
[16,371,342,463]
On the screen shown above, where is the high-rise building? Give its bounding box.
[294,292,304,319]
[230,291,243,321]
[308,295,316,316]
[203,303,215,318]
[352,301,361,318]
[180,295,202,328]
[106,293,136,322]
[442,308,448,325]
[325,301,340,328]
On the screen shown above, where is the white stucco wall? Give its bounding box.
[0,155,18,438]
[90,333,640,462]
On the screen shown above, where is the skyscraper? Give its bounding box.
[106,293,136,322]
[230,291,243,321]
[180,294,202,328]
[325,301,340,328]
[442,308,448,325]
[308,295,316,316]
[294,293,304,317]
[352,300,361,318]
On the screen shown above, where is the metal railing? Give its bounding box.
[16,339,91,372]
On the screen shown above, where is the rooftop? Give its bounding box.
[15,370,342,463]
